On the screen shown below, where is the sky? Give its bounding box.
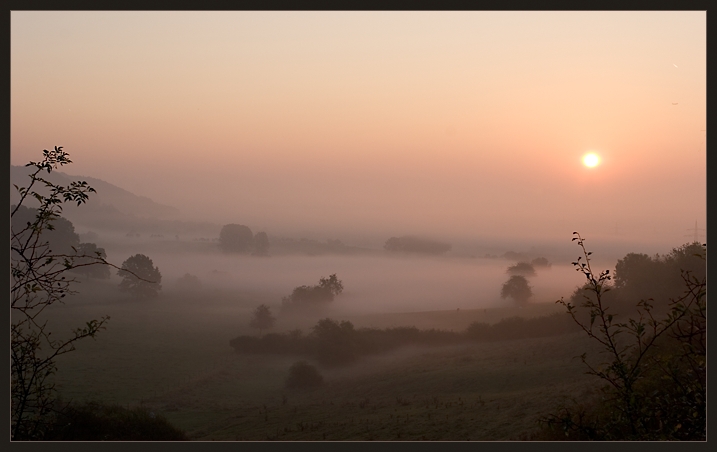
[10,11,706,247]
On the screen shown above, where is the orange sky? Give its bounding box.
[10,11,706,245]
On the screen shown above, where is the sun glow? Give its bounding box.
[582,153,600,168]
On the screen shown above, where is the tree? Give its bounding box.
[500,275,532,306]
[118,254,162,298]
[219,223,254,253]
[252,231,270,256]
[249,304,276,335]
[506,262,536,277]
[71,243,111,279]
[11,147,115,439]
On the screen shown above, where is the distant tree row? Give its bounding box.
[230,314,578,367]
[384,236,451,255]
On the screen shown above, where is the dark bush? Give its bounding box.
[43,401,188,441]
[285,361,324,390]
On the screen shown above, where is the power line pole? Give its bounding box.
[685,220,705,243]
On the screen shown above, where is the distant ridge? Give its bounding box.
[10,165,180,219]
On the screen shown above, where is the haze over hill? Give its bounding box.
[10,163,692,265]
[10,165,220,238]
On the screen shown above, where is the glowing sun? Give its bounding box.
[582,152,600,168]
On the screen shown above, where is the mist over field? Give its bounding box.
[90,248,588,314]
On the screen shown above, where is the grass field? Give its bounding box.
[46,280,603,441]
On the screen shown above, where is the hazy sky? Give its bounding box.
[11,11,706,245]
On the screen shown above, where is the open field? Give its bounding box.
[46,283,603,441]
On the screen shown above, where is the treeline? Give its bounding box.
[384,235,451,255]
[567,241,706,320]
[229,313,578,366]
[11,204,110,279]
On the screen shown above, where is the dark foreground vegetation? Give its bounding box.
[40,401,188,441]
[533,234,706,440]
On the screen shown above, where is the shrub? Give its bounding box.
[285,361,324,390]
